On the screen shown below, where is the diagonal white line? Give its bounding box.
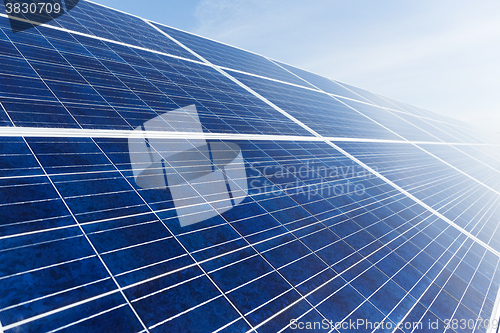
[2,125,498,146]
[489,280,500,333]
[0,13,205,66]
[156,39,500,258]
[2,5,499,332]
[242,57,500,258]
[2,11,500,145]
[330,142,500,257]
[413,144,500,196]
[144,21,500,333]
[0,126,316,141]
[0,289,120,332]
[272,60,500,197]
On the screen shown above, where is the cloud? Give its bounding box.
[190,0,500,130]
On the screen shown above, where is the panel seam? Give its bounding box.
[143,18,500,258]
[271,61,500,196]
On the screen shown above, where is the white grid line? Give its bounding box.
[1,11,499,138]
[135,30,500,259]
[15,138,152,333]
[0,5,499,332]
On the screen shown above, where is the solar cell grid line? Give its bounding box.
[94,40,312,134]
[168,182,400,262]
[396,168,485,218]
[335,98,444,143]
[239,143,492,330]
[53,1,200,61]
[377,108,450,144]
[487,280,500,333]
[0,133,494,332]
[82,137,458,330]
[454,145,500,170]
[407,238,498,333]
[0,10,496,143]
[434,174,498,227]
[1,2,500,333]
[334,143,493,203]
[38,31,190,133]
[278,196,472,330]
[432,120,484,145]
[373,196,500,333]
[17,137,252,330]
[262,76,462,137]
[0,100,14,127]
[386,234,478,333]
[268,59,371,103]
[386,112,470,144]
[147,22,317,90]
[270,60,447,145]
[417,144,500,192]
[336,142,500,248]
[18,137,151,333]
[258,213,442,328]
[372,154,488,196]
[64,35,500,326]
[413,118,469,144]
[0,23,316,136]
[337,224,473,333]
[332,81,408,112]
[440,200,500,333]
[329,142,500,257]
[251,60,484,147]
[337,145,500,240]
[32,30,166,132]
[211,65,326,95]
[271,195,427,332]
[109,138,342,330]
[143,20,329,138]
[342,96,476,144]
[417,172,500,241]
[1,27,85,129]
[372,95,442,122]
[0,13,202,66]
[89,137,259,332]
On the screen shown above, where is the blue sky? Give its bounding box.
[93,0,500,142]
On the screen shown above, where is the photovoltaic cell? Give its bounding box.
[0,19,311,136]
[150,23,318,89]
[337,142,500,252]
[0,1,499,333]
[336,97,442,142]
[332,80,406,111]
[230,72,404,140]
[273,61,366,101]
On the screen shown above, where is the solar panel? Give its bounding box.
[1,1,499,333]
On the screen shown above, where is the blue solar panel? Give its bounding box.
[273,61,367,101]
[1,1,499,333]
[150,23,318,89]
[337,142,500,252]
[229,72,404,140]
